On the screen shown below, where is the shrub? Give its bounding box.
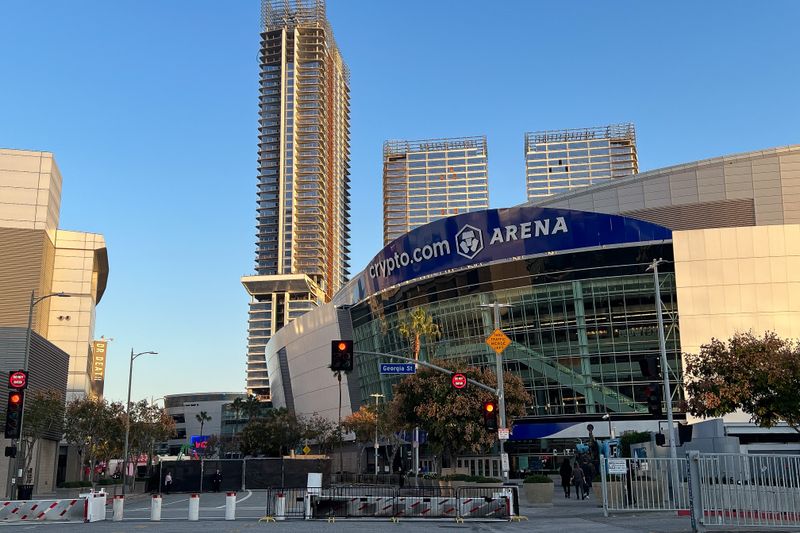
[57,481,93,488]
[523,474,553,484]
[97,478,122,485]
[441,474,501,483]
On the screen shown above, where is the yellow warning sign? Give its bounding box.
[303,445,311,455]
[486,329,511,354]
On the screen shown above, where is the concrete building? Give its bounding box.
[383,136,489,245]
[163,392,246,456]
[0,148,109,493]
[0,149,109,401]
[525,123,638,201]
[242,0,351,399]
[263,144,800,473]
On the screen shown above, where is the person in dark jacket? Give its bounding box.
[580,460,595,499]
[572,463,586,499]
[211,469,222,492]
[560,458,573,498]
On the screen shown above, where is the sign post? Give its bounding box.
[481,305,513,483]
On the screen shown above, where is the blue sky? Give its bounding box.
[1,1,798,403]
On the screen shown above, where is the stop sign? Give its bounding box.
[9,370,28,390]
[451,373,467,389]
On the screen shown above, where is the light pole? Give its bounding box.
[9,290,70,498]
[479,302,512,483]
[647,258,679,503]
[370,393,384,476]
[602,412,613,438]
[122,349,157,495]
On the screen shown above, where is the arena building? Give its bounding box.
[266,144,800,472]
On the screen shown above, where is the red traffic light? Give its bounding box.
[484,402,495,413]
[337,342,347,351]
[9,393,22,405]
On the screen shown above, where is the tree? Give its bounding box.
[398,307,441,361]
[19,389,65,484]
[390,361,530,463]
[128,400,175,477]
[239,408,303,457]
[342,406,375,473]
[684,331,800,432]
[64,396,123,481]
[343,404,404,473]
[302,414,339,454]
[196,411,211,444]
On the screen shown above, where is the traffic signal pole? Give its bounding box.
[485,303,510,483]
[649,258,678,504]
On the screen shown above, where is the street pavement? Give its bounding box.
[0,488,704,532]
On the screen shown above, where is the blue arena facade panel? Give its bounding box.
[346,206,681,453]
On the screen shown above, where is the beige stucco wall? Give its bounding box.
[674,225,800,423]
[48,230,107,400]
[0,149,62,243]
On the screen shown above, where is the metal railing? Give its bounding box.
[696,453,800,530]
[266,485,514,520]
[600,456,690,515]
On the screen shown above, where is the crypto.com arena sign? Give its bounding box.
[364,206,672,296]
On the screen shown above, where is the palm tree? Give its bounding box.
[398,307,441,361]
[397,307,441,478]
[196,411,211,454]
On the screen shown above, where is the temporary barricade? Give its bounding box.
[300,485,510,520]
[0,498,86,522]
[692,451,800,531]
[600,455,690,516]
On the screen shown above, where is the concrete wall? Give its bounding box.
[266,301,354,424]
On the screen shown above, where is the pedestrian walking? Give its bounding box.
[559,458,573,498]
[581,460,594,499]
[211,469,222,492]
[164,471,173,494]
[572,463,586,500]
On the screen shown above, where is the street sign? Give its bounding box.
[302,445,311,455]
[498,428,510,441]
[451,373,467,389]
[379,363,416,374]
[500,453,509,473]
[8,370,27,390]
[608,458,627,475]
[486,329,511,354]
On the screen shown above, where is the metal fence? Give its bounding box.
[600,455,690,515]
[265,485,514,520]
[695,452,800,530]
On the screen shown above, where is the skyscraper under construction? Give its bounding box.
[242,0,350,399]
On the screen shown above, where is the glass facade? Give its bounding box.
[525,123,638,201]
[351,245,682,421]
[383,137,489,245]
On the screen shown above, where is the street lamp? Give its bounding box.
[370,393,384,476]
[9,290,70,497]
[122,349,157,495]
[602,412,613,438]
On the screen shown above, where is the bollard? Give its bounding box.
[151,494,162,521]
[225,491,237,521]
[112,495,124,521]
[275,491,286,521]
[189,493,200,521]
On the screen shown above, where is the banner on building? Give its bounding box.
[91,340,108,395]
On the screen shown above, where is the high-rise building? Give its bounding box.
[525,123,638,201]
[241,0,350,399]
[0,149,109,401]
[383,136,489,245]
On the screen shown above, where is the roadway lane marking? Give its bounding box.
[214,489,252,508]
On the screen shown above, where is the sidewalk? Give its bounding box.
[516,482,693,533]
